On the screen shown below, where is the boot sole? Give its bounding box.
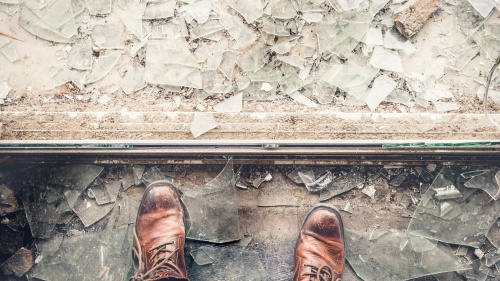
[139,180,191,233]
[293,204,345,275]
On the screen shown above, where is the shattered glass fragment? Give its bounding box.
[85,0,111,15]
[362,185,376,198]
[277,55,304,70]
[91,24,123,49]
[464,168,500,200]
[143,0,176,19]
[408,167,500,247]
[182,160,241,243]
[191,248,215,265]
[365,74,397,111]
[188,246,264,280]
[53,68,87,89]
[72,193,114,227]
[269,0,297,19]
[0,41,16,62]
[190,20,224,39]
[369,225,389,240]
[302,11,324,23]
[190,113,218,138]
[183,0,210,23]
[370,46,404,72]
[320,171,365,201]
[487,220,500,248]
[288,91,318,107]
[389,171,409,187]
[50,165,104,190]
[85,51,121,84]
[329,0,364,12]
[467,0,496,17]
[218,51,238,80]
[122,64,147,94]
[19,7,75,44]
[67,39,93,70]
[434,185,462,200]
[304,171,333,192]
[237,42,267,73]
[433,101,460,112]
[226,0,263,23]
[346,230,470,281]
[369,0,390,15]
[362,28,383,46]
[257,173,298,206]
[161,18,189,39]
[121,1,146,40]
[142,167,166,186]
[22,188,64,239]
[383,29,416,55]
[213,93,242,113]
[219,11,257,49]
[424,57,446,79]
[271,41,292,54]
[287,166,312,184]
[0,247,33,277]
[446,46,480,72]
[316,13,372,55]
[322,64,378,99]
[144,39,202,88]
[262,17,291,36]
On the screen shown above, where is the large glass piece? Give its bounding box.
[182,159,241,243]
[408,167,500,247]
[346,230,471,281]
[226,0,263,23]
[365,74,397,110]
[85,51,121,84]
[19,7,75,43]
[320,171,366,201]
[190,113,219,138]
[370,46,404,72]
[321,64,378,99]
[219,11,257,49]
[464,168,500,200]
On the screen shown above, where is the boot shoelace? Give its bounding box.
[303,264,342,281]
[129,230,182,281]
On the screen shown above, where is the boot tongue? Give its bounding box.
[144,236,184,279]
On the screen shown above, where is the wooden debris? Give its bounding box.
[393,0,440,38]
[0,247,34,277]
[0,31,23,42]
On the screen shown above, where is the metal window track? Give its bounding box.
[0,140,499,166]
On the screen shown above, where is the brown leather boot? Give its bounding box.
[293,204,345,281]
[130,181,189,281]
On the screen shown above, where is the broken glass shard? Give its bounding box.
[183,0,210,23]
[369,225,389,240]
[219,11,257,49]
[85,0,111,15]
[188,246,264,280]
[467,0,496,17]
[322,64,378,99]
[144,39,202,88]
[269,0,297,19]
[0,247,33,277]
[424,57,446,79]
[370,46,403,72]
[320,171,366,201]
[464,168,500,200]
[271,41,292,54]
[362,185,376,198]
[226,0,263,23]
[434,185,462,200]
[384,29,416,55]
[91,24,123,49]
[365,74,397,111]
[143,0,176,19]
[346,230,470,281]
[487,220,500,248]
[213,93,242,113]
[122,64,147,94]
[141,167,166,186]
[190,113,218,138]
[72,193,114,227]
[0,41,16,62]
[121,2,146,40]
[257,172,299,206]
[288,91,318,107]
[50,165,104,190]
[262,17,291,36]
[369,0,390,15]
[331,0,364,12]
[190,20,224,39]
[362,28,383,46]
[19,7,75,43]
[190,248,215,265]
[85,51,121,84]
[67,39,93,70]
[22,188,64,239]
[287,166,314,184]
[218,51,238,80]
[182,159,241,243]
[53,68,87,89]
[304,171,333,192]
[433,101,460,112]
[446,46,480,72]
[408,167,500,247]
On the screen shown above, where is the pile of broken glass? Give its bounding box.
[1,0,499,119]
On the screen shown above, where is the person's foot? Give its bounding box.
[130,181,189,281]
[293,204,345,281]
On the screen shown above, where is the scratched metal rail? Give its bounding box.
[1,140,499,165]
